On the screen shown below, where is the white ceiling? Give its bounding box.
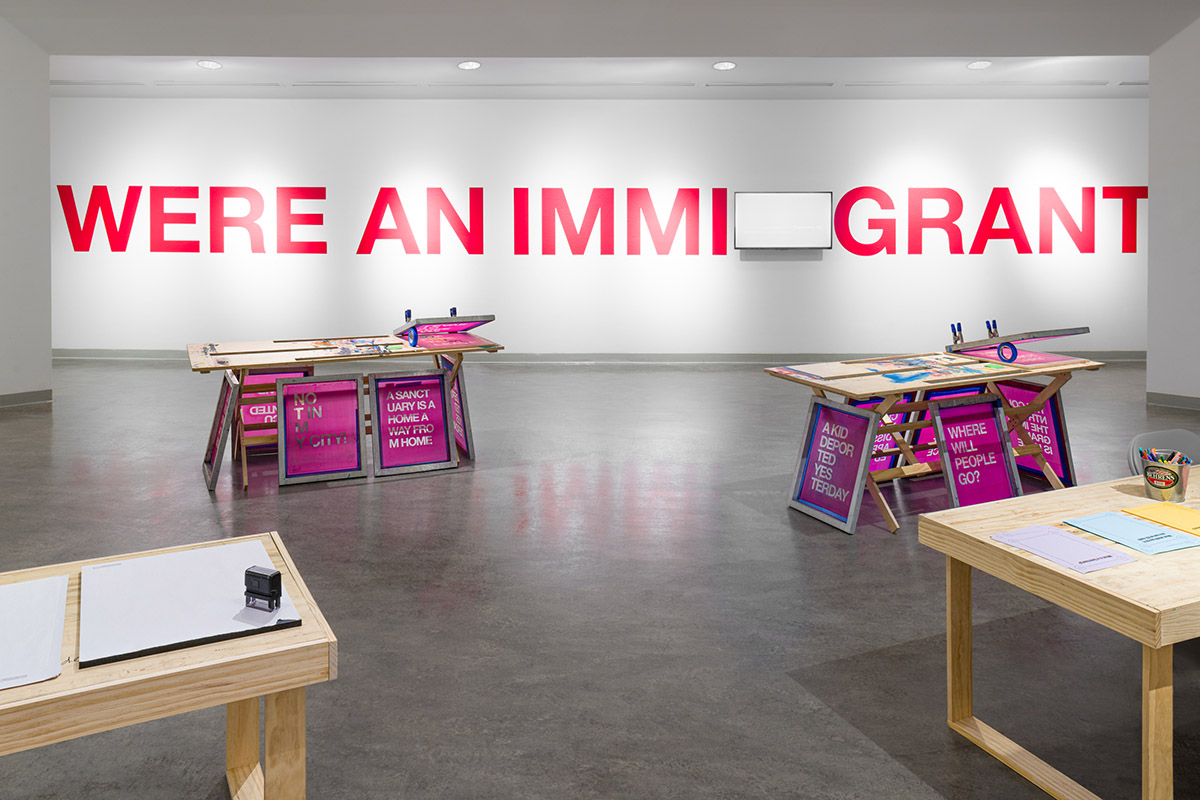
[5,0,1195,100]
[5,0,1200,58]
[48,55,1151,100]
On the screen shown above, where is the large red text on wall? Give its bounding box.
[56,184,1149,256]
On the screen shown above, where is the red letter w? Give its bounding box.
[57,185,142,252]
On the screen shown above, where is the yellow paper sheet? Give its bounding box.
[1123,502,1200,535]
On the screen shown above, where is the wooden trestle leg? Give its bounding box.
[226,687,307,799]
[1143,644,1173,800]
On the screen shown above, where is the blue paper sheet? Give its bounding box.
[881,371,930,383]
[1065,511,1200,555]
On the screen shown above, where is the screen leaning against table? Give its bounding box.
[790,397,881,533]
[911,385,986,465]
[370,371,457,476]
[849,392,916,471]
[240,367,313,452]
[997,378,1075,486]
[277,374,368,485]
[931,394,1022,507]
[202,371,239,490]
[439,354,474,459]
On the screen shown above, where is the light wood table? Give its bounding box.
[0,532,337,800]
[768,351,1103,532]
[919,476,1200,799]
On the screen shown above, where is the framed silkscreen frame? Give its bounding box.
[239,366,315,453]
[789,396,881,534]
[275,374,369,486]
[203,370,240,491]
[929,393,1023,508]
[369,370,459,477]
[438,354,475,460]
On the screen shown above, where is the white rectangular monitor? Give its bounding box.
[734,191,833,249]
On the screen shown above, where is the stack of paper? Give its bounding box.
[991,525,1136,573]
[0,575,69,690]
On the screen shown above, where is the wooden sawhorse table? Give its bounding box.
[0,532,337,799]
[768,351,1102,532]
[920,476,1200,799]
[189,330,503,489]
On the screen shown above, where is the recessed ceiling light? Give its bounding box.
[966,60,993,71]
[712,61,737,71]
[457,60,482,71]
[196,59,223,71]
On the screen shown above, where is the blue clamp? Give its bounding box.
[450,307,457,317]
[405,308,412,322]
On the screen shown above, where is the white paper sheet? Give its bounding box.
[991,525,1136,573]
[0,575,69,690]
[79,540,300,667]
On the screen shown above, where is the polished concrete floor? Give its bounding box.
[2,358,1200,799]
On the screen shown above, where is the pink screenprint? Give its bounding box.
[413,321,489,334]
[412,332,493,350]
[997,381,1071,484]
[282,380,362,478]
[448,379,467,454]
[240,371,308,446]
[913,386,985,463]
[850,393,914,471]
[937,401,1016,506]
[375,376,450,469]
[796,405,871,521]
[962,346,1076,366]
[207,377,235,465]
[439,355,470,457]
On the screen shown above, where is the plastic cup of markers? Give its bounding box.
[1141,456,1190,502]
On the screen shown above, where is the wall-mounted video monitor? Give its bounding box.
[734,191,833,250]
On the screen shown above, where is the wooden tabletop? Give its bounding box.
[767,352,1103,399]
[187,333,503,373]
[919,476,1200,648]
[0,532,337,757]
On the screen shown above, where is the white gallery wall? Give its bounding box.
[1149,16,1200,405]
[0,20,50,402]
[51,96,1147,355]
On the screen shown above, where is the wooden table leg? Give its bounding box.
[943,555,1109,800]
[241,438,251,491]
[947,556,973,723]
[1143,644,1173,800]
[893,434,920,467]
[866,479,899,533]
[265,687,306,799]
[226,697,263,800]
